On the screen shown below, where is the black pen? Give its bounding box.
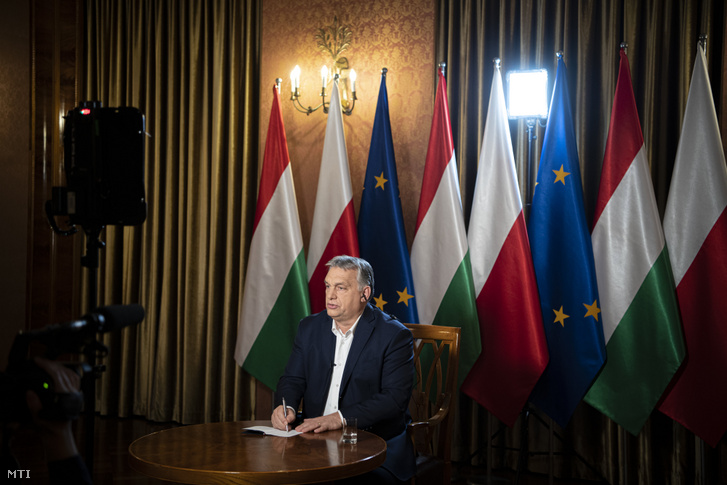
[282,397,289,432]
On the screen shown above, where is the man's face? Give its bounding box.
[324,266,369,326]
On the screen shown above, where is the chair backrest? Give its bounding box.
[404,323,461,484]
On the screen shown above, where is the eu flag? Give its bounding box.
[527,56,606,428]
[358,70,419,323]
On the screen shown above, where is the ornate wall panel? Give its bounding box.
[260,0,436,251]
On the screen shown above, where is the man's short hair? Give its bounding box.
[326,255,374,299]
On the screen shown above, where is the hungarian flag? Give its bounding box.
[307,81,359,312]
[235,85,311,390]
[658,45,727,447]
[461,62,548,427]
[410,66,481,387]
[527,55,606,428]
[584,48,685,435]
[358,70,419,323]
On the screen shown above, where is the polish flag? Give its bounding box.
[657,45,727,447]
[461,63,548,427]
[307,82,359,313]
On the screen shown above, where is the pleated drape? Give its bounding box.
[82,0,260,424]
[438,1,726,483]
[440,0,724,224]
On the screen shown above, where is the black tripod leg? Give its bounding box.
[515,407,530,484]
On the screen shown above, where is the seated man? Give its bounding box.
[271,255,415,484]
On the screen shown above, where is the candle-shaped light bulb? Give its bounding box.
[291,65,301,93]
[321,65,329,88]
[350,69,357,93]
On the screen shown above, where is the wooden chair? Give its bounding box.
[404,323,461,485]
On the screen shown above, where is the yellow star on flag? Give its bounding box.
[583,299,601,321]
[553,164,571,185]
[374,172,388,190]
[396,287,414,307]
[553,305,569,327]
[374,293,387,311]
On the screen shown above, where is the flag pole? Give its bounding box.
[695,35,707,485]
[615,43,630,485]
[696,32,709,485]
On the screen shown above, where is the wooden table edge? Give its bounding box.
[127,423,387,485]
[128,447,387,485]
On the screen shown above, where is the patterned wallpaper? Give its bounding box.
[260,0,436,250]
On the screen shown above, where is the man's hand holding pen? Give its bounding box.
[271,401,343,434]
[271,401,296,431]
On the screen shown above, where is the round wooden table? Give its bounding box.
[128,420,387,484]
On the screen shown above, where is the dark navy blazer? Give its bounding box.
[276,303,416,481]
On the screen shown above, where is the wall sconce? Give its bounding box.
[289,16,357,116]
[506,63,549,218]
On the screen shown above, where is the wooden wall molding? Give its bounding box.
[28,0,83,330]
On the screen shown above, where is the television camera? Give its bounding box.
[0,304,145,424]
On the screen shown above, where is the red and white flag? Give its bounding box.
[307,82,359,312]
[461,63,548,427]
[657,45,727,447]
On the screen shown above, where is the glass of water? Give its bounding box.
[342,417,357,444]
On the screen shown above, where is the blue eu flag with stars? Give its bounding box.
[358,71,419,324]
[527,56,606,428]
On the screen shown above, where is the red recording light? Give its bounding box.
[80,109,91,115]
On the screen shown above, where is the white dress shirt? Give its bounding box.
[322,315,361,423]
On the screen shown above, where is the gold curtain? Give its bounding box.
[81,0,260,424]
[438,0,726,483]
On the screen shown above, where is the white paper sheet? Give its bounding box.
[243,426,301,437]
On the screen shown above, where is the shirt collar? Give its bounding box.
[331,313,362,338]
